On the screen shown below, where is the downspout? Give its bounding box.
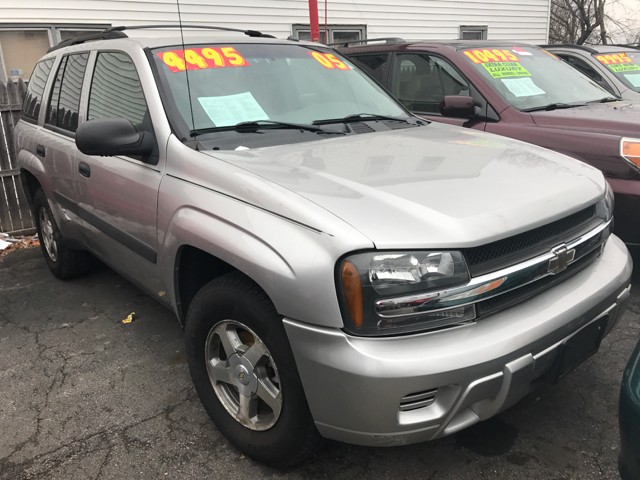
[309,0,320,42]
[546,0,551,43]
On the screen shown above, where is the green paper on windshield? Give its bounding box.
[198,92,268,127]
[482,62,531,79]
[608,63,640,73]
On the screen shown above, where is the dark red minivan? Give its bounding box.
[338,40,640,249]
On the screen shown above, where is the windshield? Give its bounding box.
[151,42,410,148]
[460,46,613,111]
[591,51,640,92]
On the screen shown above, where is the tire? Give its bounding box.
[185,272,321,468]
[33,189,92,279]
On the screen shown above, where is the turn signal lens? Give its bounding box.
[621,138,640,169]
[341,260,363,328]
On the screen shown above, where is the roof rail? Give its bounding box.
[329,37,405,48]
[539,43,599,54]
[47,24,276,53]
[48,30,127,52]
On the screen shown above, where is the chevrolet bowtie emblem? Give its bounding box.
[548,244,576,275]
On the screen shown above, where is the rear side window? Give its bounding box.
[88,52,147,126]
[22,59,55,122]
[558,54,614,94]
[45,53,90,132]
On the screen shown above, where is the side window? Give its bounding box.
[45,53,90,132]
[558,54,614,94]
[88,52,148,126]
[394,54,470,114]
[21,58,55,122]
[349,53,389,84]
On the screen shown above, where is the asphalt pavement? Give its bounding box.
[1,245,639,480]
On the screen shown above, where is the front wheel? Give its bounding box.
[33,189,92,279]
[185,272,320,468]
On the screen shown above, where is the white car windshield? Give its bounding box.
[152,42,410,146]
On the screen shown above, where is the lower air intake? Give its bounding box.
[399,388,438,412]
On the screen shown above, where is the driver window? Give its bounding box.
[395,54,470,114]
[88,52,149,128]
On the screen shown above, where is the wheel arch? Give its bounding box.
[174,245,256,326]
[20,168,41,210]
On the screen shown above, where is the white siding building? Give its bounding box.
[0,0,550,81]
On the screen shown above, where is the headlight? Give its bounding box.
[338,251,472,336]
[620,137,640,170]
[596,180,614,221]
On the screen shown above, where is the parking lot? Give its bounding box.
[1,245,638,480]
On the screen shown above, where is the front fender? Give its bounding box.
[160,202,371,329]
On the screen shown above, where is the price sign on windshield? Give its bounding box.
[157,47,249,72]
[463,49,520,64]
[594,52,640,73]
[595,53,633,65]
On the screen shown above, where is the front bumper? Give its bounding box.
[608,176,640,247]
[284,235,632,446]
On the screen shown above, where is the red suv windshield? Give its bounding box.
[461,46,612,110]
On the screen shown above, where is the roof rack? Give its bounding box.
[48,30,127,52]
[47,24,275,53]
[539,44,599,54]
[329,37,405,48]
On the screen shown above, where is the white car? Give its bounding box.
[15,26,633,468]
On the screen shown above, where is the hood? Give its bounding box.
[531,100,640,137]
[202,123,605,249]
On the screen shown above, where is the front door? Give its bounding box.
[391,53,487,130]
[75,50,163,292]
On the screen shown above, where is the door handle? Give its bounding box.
[78,162,91,178]
[36,145,45,157]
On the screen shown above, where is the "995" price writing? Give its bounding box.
[157,47,249,72]
[595,53,633,65]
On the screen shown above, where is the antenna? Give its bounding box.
[176,0,198,148]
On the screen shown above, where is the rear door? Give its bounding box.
[74,49,163,289]
[39,52,90,241]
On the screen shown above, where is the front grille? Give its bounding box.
[464,205,598,276]
[399,388,438,411]
[475,246,602,318]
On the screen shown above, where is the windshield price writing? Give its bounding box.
[309,52,351,70]
[595,53,633,65]
[157,47,249,72]
[463,49,520,64]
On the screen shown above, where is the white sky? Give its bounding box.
[607,0,640,42]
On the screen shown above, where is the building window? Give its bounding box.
[459,25,488,40]
[292,24,366,45]
[0,24,109,82]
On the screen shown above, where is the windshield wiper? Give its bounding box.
[588,96,620,104]
[312,113,411,125]
[521,102,586,112]
[191,120,343,137]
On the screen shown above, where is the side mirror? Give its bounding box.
[76,118,155,158]
[439,95,476,118]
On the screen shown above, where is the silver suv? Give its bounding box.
[15,27,632,468]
